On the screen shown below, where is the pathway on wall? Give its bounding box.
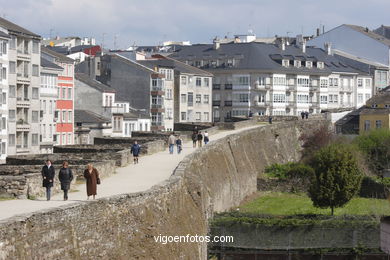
[0,124,263,221]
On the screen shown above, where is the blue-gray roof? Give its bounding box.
[41,57,64,70]
[170,42,366,75]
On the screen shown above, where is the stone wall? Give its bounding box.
[0,119,329,260]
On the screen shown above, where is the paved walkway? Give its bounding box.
[0,125,262,221]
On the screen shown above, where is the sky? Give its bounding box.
[0,0,389,49]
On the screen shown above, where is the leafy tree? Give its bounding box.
[354,129,390,174]
[299,124,334,161]
[308,144,363,215]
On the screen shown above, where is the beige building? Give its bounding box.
[0,17,42,155]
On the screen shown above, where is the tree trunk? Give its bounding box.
[331,206,334,216]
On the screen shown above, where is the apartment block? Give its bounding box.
[40,57,63,153]
[0,29,9,162]
[41,46,75,145]
[0,17,42,155]
[170,41,373,121]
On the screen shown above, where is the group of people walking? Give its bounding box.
[168,133,184,154]
[192,131,209,148]
[41,160,100,201]
[300,111,310,119]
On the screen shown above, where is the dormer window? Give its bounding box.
[294,60,301,68]
[317,62,324,69]
[371,104,378,108]
[282,59,289,67]
[306,61,312,68]
[227,59,234,67]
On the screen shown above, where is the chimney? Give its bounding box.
[324,42,332,55]
[302,39,306,53]
[316,28,320,37]
[281,39,285,51]
[213,38,220,49]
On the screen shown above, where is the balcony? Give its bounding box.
[212,100,221,107]
[286,85,296,91]
[309,86,319,92]
[16,145,30,153]
[286,101,296,107]
[16,97,30,108]
[254,101,269,107]
[16,119,30,131]
[151,104,164,109]
[224,100,232,106]
[110,106,127,114]
[254,83,270,90]
[310,102,320,108]
[213,117,221,122]
[17,50,30,61]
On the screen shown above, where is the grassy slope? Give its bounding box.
[240,192,390,216]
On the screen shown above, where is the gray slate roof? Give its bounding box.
[170,42,364,75]
[75,73,115,93]
[41,57,64,70]
[41,46,74,63]
[75,110,110,124]
[0,17,40,38]
[344,24,390,47]
[138,56,212,76]
[124,111,150,119]
[0,31,10,39]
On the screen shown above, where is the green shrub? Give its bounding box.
[265,163,314,181]
[264,162,297,179]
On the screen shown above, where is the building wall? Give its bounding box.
[74,79,103,114]
[359,114,390,134]
[0,35,9,162]
[55,62,74,146]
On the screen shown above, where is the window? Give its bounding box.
[258,77,266,85]
[62,111,66,122]
[32,111,39,123]
[196,77,202,86]
[49,101,52,114]
[320,95,328,104]
[273,94,286,103]
[166,89,172,100]
[196,94,201,104]
[1,117,5,130]
[62,88,66,100]
[358,79,363,87]
[166,108,173,119]
[204,112,209,121]
[365,79,371,87]
[334,78,339,87]
[365,94,370,100]
[2,92,5,104]
[297,94,309,103]
[68,133,72,144]
[1,67,6,80]
[9,61,15,74]
[204,78,210,87]
[181,76,187,85]
[32,134,38,146]
[306,61,312,68]
[32,88,39,99]
[376,120,382,129]
[9,85,15,98]
[273,77,286,86]
[181,94,186,103]
[67,88,72,100]
[68,111,72,123]
[188,92,193,106]
[9,36,16,49]
[317,62,324,69]
[196,112,201,121]
[32,41,39,54]
[282,59,289,67]
[364,120,370,131]
[234,93,249,103]
[297,78,309,87]
[294,60,301,68]
[358,94,363,103]
[320,79,328,88]
[9,110,15,121]
[32,65,39,77]
[204,95,209,104]
[235,76,250,85]
[181,112,186,121]
[9,134,15,146]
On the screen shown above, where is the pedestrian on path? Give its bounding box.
[301,111,305,120]
[130,141,141,164]
[176,136,183,154]
[204,131,209,145]
[58,161,73,201]
[305,111,309,119]
[268,116,273,124]
[83,163,100,200]
[191,131,197,148]
[168,132,176,154]
[41,160,55,201]
[197,131,203,147]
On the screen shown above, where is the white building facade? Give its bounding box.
[0,29,9,162]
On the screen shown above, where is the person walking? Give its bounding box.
[191,131,197,148]
[305,111,309,119]
[130,141,141,164]
[301,111,305,120]
[83,163,100,200]
[204,131,209,145]
[168,132,176,154]
[176,136,183,154]
[58,161,73,201]
[42,160,55,201]
[197,131,203,148]
[268,116,273,124]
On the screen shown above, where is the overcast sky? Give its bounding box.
[0,0,389,49]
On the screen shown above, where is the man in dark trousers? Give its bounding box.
[301,111,305,120]
[305,111,309,119]
[42,160,55,201]
[130,141,141,164]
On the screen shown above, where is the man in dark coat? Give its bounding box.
[130,141,141,164]
[58,161,73,201]
[301,111,305,120]
[305,111,309,119]
[42,160,55,201]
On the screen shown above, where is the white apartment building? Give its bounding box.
[0,17,42,155]
[0,29,9,162]
[170,42,373,120]
[40,57,63,153]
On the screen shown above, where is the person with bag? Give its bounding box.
[58,161,73,201]
[41,160,55,201]
[83,163,100,200]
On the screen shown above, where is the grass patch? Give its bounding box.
[75,179,85,185]
[0,196,15,201]
[240,192,390,216]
